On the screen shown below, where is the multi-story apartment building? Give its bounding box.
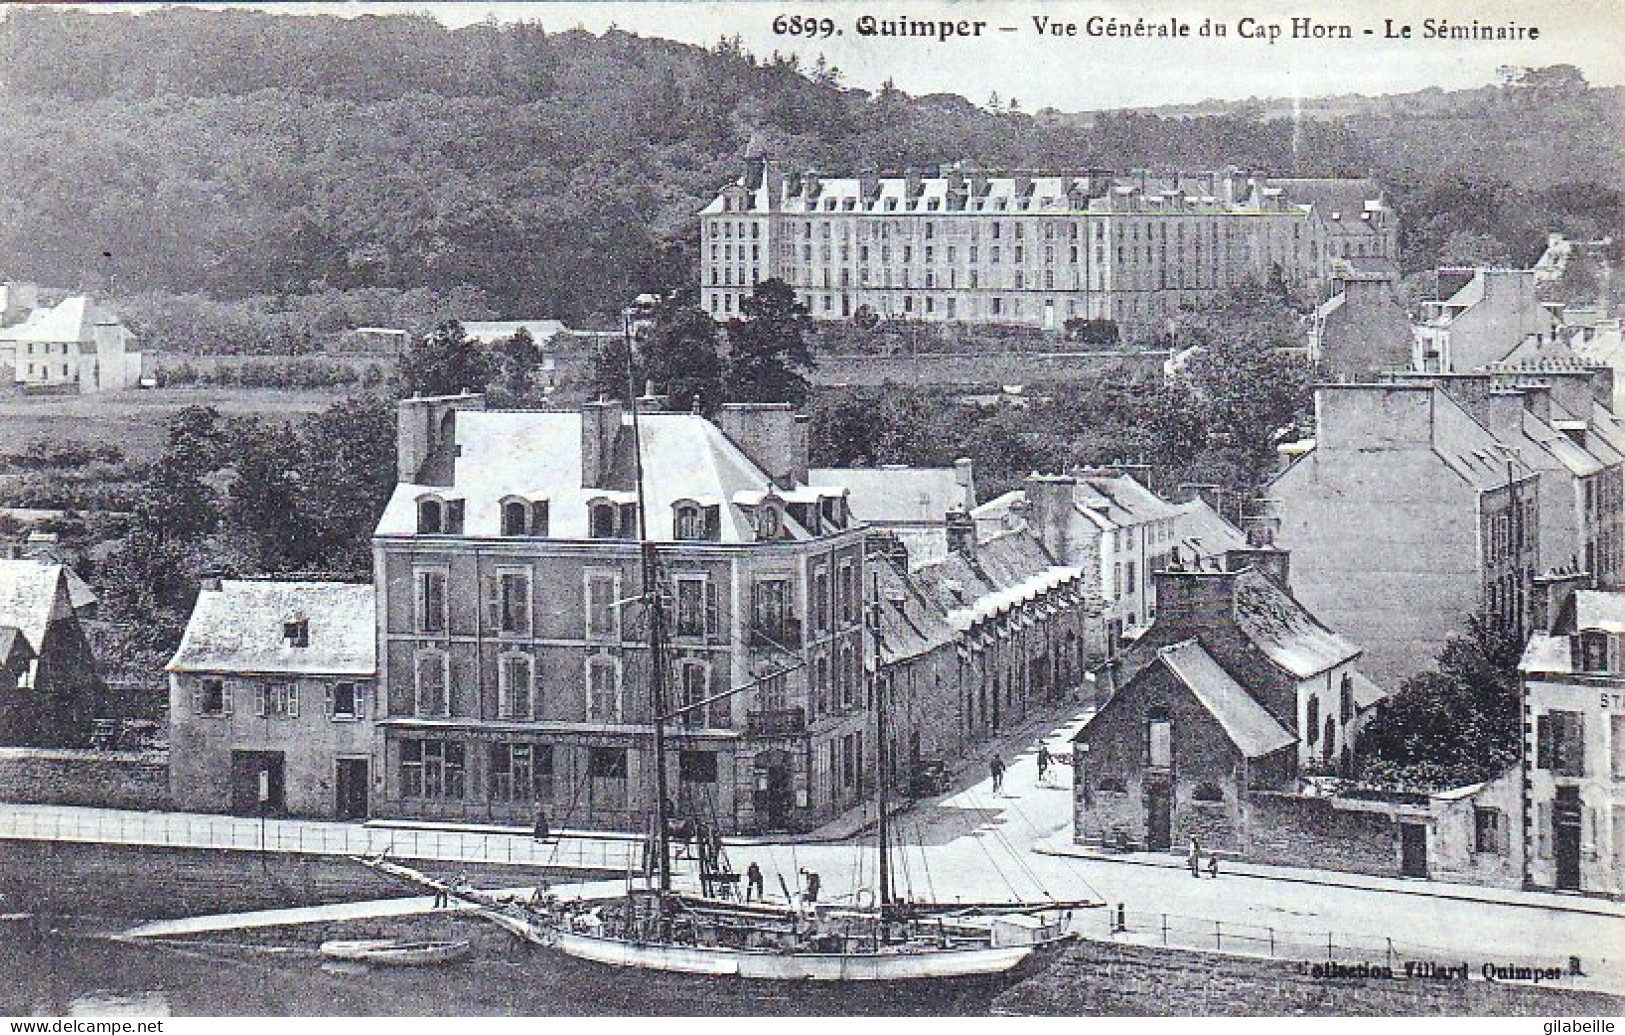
[1519,588,1625,896]
[370,394,868,834]
[1414,268,1562,373]
[699,157,1396,330]
[1267,383,1541,686]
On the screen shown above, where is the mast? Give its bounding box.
[622,303,673,900]
[867,572,893,916]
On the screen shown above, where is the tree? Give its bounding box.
[1354,619,1523,790]
[491,326,545,405]
[641,294,727,415]
[225,422,309,571]
[725,279,815,405]
[399,320,492,398]
[295,396,398,575]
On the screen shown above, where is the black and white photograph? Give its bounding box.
[0,0,1621,1020]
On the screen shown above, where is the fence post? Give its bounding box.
[1215,921,1222,951]
[1327,932,1334,961]
[1268,927,1275,958]
[1161,913,1168,946]
[1386,938,1395,970]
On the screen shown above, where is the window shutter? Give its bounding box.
[357,683,368,720]
[1536,715,1553,770]
[704,505,721,541]
[222,683,233,716]
[1498,814,1512,856]
[288,684,300,718]
[1537,802,1553,857]
[532,501,549,537]
[255,685,267,717]
[484,575,501,630]
[498,658,511,719]
[705,581,720,641]
[324,684,334,718]
[191,685,203,717]
[447,498,466,533]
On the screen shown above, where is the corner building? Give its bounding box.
[372,394,868,834]
[700,158,1396,330]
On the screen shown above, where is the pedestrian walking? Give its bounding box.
[990,755,1006,793]
[532,802,551,842]
[1187,836,1202,878]
[1036,744,1052,785]
[745,861,765,903]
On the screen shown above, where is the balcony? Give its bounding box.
[746,707,806,738]
[748,618,802,651]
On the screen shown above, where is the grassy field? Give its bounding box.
[807,349,1167,388]
[0,386,358,462]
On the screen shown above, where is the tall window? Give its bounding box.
[1307,696,1321,744]
[673,502,711,541]
[677,659,711,728]
[587,656,621,723]
[586,572,620,642]
[839,643,856,709]
[499,652,534,719]
[329,681,361,719]
[417,498,444,534]
[1147,707,1171,769]
[1340,674,1355,723]
[1537,711,1585,776]
[487,570,531,635]
[501,500,529,537]
[814,568,831,633]
[258,683,298,718]
[838,561,857,625]
[416,568,448,634]
[674,576,709,638]
[415,649,449,717]
[753,577,793,643]
[589,502,618,539]
[195,678,229,717]
[815,655,830,714]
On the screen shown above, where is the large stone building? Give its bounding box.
[1267,383,1540,685]
[700,158,1396,330]
[370,394,868,834]
[167,580,377,818]
[0,284,143,394]
[1414,268,1562,374]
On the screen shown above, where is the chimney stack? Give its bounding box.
[716,403,809,489]
[953,457,977,512]
[581,399,625,490]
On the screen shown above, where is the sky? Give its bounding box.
[40,0,1625,111]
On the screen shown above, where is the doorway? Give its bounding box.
[1400,823,1428,877]
[1554,790,1583,891]
[231,750,285,816]
[335,758,369,821]
[753,749,794,832]
[1144,780,1172,851]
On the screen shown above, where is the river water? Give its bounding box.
[0,921,1009,1017]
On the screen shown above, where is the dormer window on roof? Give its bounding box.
[501,496,550,537]
[283,615,309,648]
[416,494,464,535]
[756,503,783,541]
[589,498,638,540]
[672,500,720,542]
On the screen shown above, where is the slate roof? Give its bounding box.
[0,297,121,345]
[1575,590,1625,633]
[1153,640,1297,758]
[810,466,964,526]
[905,530,1080,632]
[1232,570,1361,679]
[1074,473,1181,529]
[167,581,376,676]
[0,627,36,667]
[1170,499,1249,558]
[1519,633,1572,675]
[375,410,852,544]
[0,559,69,652]
[1272,178,1386,236]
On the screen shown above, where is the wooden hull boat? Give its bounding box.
[319,937,472,966]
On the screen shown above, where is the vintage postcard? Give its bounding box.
[0,0,1621,1021]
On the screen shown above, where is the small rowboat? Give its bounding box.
[319,938,472,966]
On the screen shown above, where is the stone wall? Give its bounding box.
[0,747,169,810]
[1246,791,1409,876]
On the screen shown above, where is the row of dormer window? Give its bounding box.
[416,493,845,541]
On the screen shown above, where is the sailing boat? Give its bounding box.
[363,333,1098,986]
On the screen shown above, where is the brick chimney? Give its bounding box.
[946,510,977,557]
[581,399,625,490]
[1224,547,1291,590]
[716,403,809,489]
[1151,567,1243,640]
[1022,475,1077,566]
[397,392,485,485]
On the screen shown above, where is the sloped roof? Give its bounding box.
[1233,570,1361,678]
[1074,473,1181,529]
[1520,410,1605,478]
[810,466,963,526]
[871,560,957,666]
[1273,178,1386,236]
[1155,640,1297,758]
[1170,499,1249,558]
[0,297,117,345]
[0,627,36,666]
[376,410,851,544]
[1348,669,1386,709]
[0,559,68,652]
[167,581,376,676]
[1520,633,1572,675]
[907,530,1078,630]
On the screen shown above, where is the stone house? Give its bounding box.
[0,286,143,393]
[167,580,377,819]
